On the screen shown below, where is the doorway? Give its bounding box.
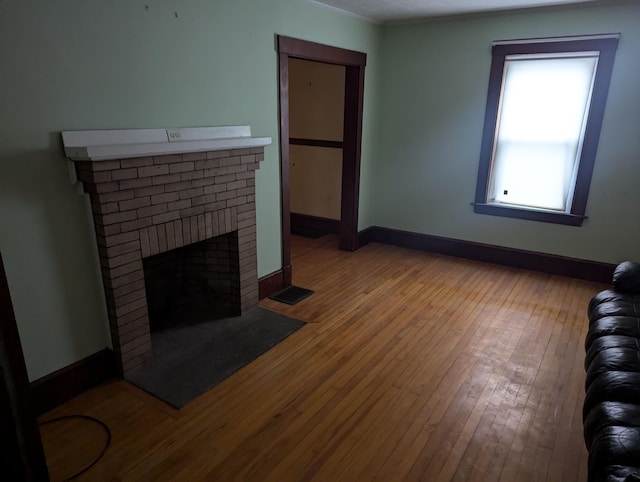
[277,36,367,286]
[289,58,344,239]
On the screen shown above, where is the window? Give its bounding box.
[473,35,619,226]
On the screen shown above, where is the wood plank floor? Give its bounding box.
[39,235,604,481]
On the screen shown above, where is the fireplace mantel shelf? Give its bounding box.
[62,125,271,161]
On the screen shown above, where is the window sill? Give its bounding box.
[472,202,586,226]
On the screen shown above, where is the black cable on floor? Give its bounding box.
[39,414,111,480]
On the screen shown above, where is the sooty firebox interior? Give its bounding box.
[143,231,241,331]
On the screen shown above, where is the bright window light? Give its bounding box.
[489,54,598,211]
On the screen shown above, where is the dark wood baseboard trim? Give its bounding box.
[357,226,376,248]
[259,269,285,299]
[361,226,615,284]
[291,213,340,237]
[30,349,116,415]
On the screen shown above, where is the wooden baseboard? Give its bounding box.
[291,213,340,237]
[30,349,116,415]
[357,226,376,248]
[358,226,615,284]
[258,269,285,299]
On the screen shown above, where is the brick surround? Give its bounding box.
[74,147,263,375]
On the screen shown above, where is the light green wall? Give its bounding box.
[6,0,636,383]
[0,0,380,380]
[373,1,640,264]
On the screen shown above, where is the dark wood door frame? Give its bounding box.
[0,253,50,480]
[277,35,367,286]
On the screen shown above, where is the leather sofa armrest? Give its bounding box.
[612,261,640,294]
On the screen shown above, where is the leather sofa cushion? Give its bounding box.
[585,347,640,389]
[585,317,640,351]
[589,465,640,482]
[584,264,640,482]
[584,371,640,421]
[586,336,640,371]
[584,402,640,450]
[589,289,640,315]
[589,301,640,324]
[613,261,640,294]
[589,426,640,478]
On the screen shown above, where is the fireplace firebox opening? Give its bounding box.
[143,231,241,331]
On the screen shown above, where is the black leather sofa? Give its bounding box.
[584,261,640,481]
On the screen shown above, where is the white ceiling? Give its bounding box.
[310,0,599,22]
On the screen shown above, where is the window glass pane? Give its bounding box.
[489,55,598,211]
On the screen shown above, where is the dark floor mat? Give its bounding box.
[125,307,305,408]
[269,286,315,305]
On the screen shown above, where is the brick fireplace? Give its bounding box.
[63,127,270,375]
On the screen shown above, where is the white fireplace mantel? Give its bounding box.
[62,125,272,161]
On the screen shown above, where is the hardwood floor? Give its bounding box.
[39,235,603,481]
